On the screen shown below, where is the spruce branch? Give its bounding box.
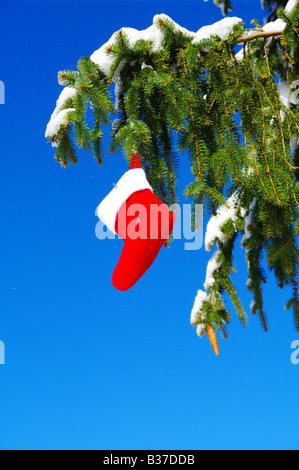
[236,29,288,43]
[46,4,299,352]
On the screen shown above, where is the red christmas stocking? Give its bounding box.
[97,153,175,290]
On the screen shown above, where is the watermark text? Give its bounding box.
[95,203,203,251]
[291,340,299,365]
[0,340,5,365]
[0,81,4,104]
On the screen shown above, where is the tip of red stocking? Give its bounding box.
[111,210,175,291]
[111,275,134,292]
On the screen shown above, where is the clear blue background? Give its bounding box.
[0,0,298,450]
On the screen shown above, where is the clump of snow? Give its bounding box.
[114,82,121,111]
[241,198,256,247]
[196,323,206,337]
[277,80,290,108]
[90,15,168,75]
[89,39,115,76]
[241,213,253,246]
[190,289,208,325]
[192,17,242,44]
[50,86,76,117]
[190,250,223,327]
[203,250,222,291]
[111,118,122,134]
[262,18,287,33]
[45,108,75,142]
[241,199,257,299]
[90,14,242,77]
[141,63,154,71]
[205,192,241,251]
[285,0,298,14]
[45,86,76,141]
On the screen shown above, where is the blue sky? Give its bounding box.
[0,0,298,450]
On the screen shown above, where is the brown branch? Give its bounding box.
[110,129,130,152]
[86,88,115,113]
[58,134,76,163]
[236,29,299,44]
[269,227,299,262]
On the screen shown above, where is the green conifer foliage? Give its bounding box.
[211,0,288,22]
[46,4,299,351]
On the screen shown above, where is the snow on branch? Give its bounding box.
[46,0,297,142]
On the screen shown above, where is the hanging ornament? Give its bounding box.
[97,153,175,290]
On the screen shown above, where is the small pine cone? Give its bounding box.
[206,324,219,356]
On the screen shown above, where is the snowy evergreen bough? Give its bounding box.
[46,0,299,354]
